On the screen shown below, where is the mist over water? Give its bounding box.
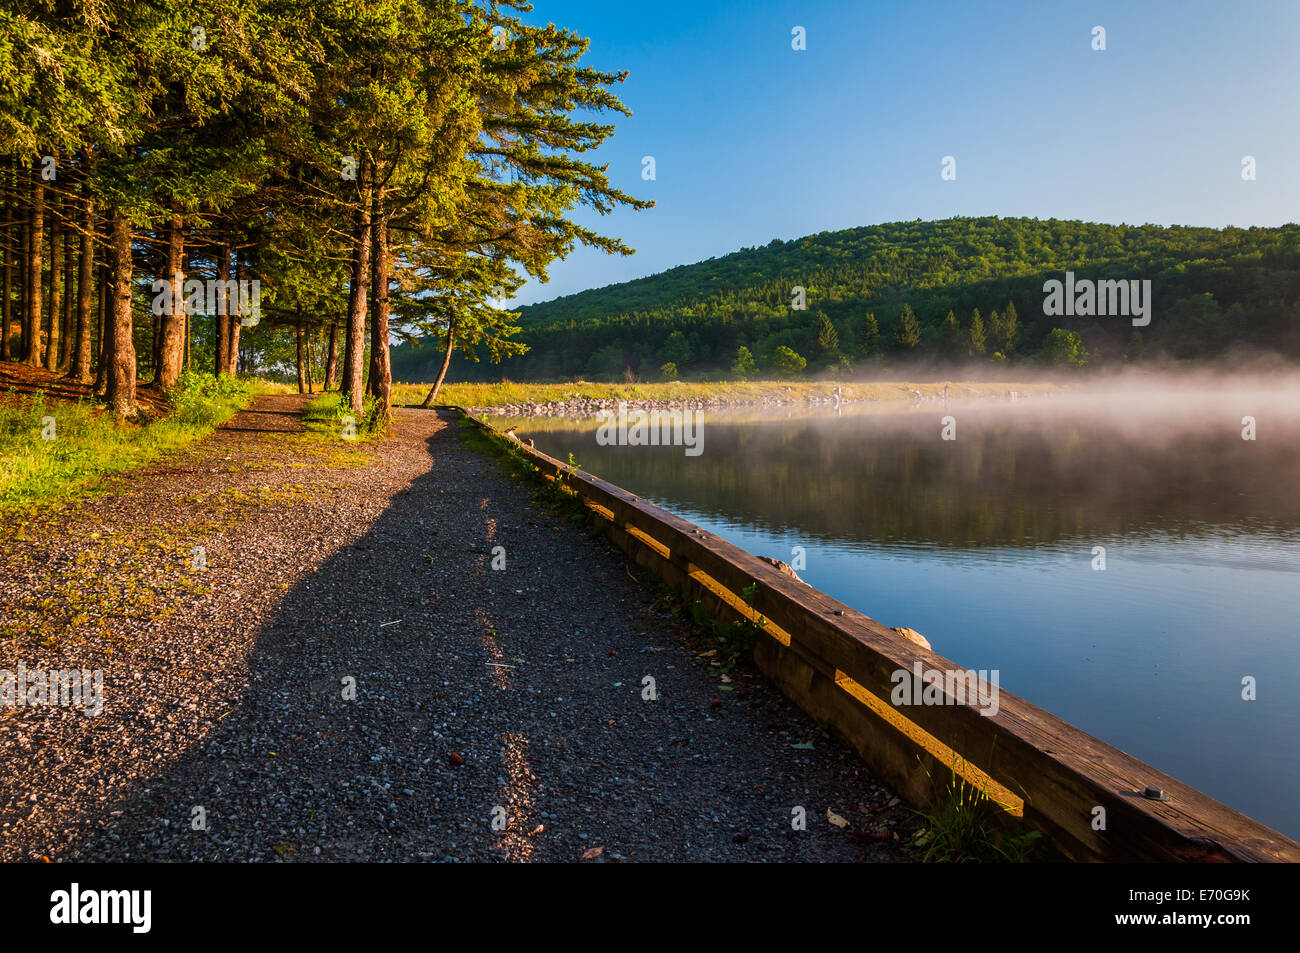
[506,372,1300,839]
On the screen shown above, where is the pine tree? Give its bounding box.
[895,304,920,350]
[0,0,649,419]
[940,310,962,358]
[1001,300,1018,354]
[862,312,879,356]
[815,310,839,353]
[969,308,986,356]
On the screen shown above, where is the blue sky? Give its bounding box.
[512,0,1300,305]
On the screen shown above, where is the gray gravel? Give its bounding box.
[0,394,916,862]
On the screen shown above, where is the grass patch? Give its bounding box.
[302,390,385,441]
[248,379,297,396]
[911,756,1053,863]
[0,371,252,514]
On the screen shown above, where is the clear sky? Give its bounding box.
[511,0,1300,306]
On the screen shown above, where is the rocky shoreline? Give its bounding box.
[469,388,1033,418]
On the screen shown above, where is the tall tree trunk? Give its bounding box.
[60,231,73,371]
[367,183,391,421]
[305,326,315,393]
[93,260,109,395]
[105,211,136,419]
[183,247,191,372]
[342,168,371,414]
[421,322,456,407]
[150,295,161,379]
[16,182,28,359]
[295,310,306,394]
[69,194,94,382]
[45,197,61,370]
[1,167,11,363]
[214,238,229,375]
[153,209,185,390]
[324,320,339,390]
[25,166,43,366]
[226,254,242,376]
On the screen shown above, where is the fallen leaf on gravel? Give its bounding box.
[826,809,849,828]
[580,846,604,861]
[710,699,721,709]
[790,742,814,750]
[448,752,465,766]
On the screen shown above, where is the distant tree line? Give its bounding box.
[392,216,1300,381]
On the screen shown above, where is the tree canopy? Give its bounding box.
[1,0,650,418]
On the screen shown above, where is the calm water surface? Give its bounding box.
[507,396,1300,839]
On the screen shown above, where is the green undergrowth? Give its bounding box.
[0,371,252,514]
[302,390,386,441]
[911,756,1056,863]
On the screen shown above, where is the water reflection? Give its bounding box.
[507,403,1300,557]
[506,397,1300,840]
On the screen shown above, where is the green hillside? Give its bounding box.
[392,216,1300,382]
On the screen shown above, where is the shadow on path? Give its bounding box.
[51,408,911,862]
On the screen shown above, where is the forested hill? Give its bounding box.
[392,216,1300,381]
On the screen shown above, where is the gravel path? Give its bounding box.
[0,394,915,862]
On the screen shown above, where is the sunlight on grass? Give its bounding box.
[0,371,253,513]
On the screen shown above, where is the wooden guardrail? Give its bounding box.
[462,410,1300,863]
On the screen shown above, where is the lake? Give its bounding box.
[503,388,1300,840]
